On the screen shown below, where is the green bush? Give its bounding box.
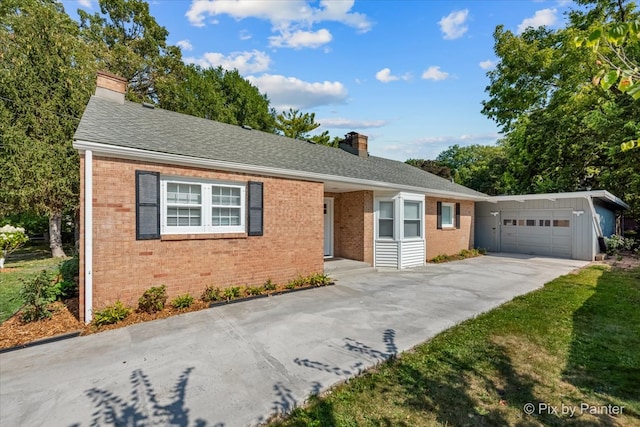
[20,270,60,322]
[59,255,79,283]
[284,281,297,290]
[171,294,194,309]
[138,285,167,313]
[58,280,78,299]
[223,286,242,301]
[93,301,131,327]
[309,272,331,287]
[246,286,263,296]
[201,285,222,302]
[604,234,635,255]
[262,278,277,291]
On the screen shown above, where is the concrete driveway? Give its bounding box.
[0,254,588,427]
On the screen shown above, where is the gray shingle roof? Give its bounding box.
[74,96,486,198]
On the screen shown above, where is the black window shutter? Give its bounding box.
[248,181,263,236]
[455,202,461,229]
[136,170,160,240]
[436,201,442,230]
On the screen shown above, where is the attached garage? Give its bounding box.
[475,191,628,261]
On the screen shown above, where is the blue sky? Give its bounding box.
[64,0,574,161]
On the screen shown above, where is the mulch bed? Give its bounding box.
[0,298,209,350]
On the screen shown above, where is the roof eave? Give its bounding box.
[486,191,628,210]
[73,140,487,201]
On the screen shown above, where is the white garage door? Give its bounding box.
[501,210,572,258]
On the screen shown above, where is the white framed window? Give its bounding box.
[162,178,245,234]
[403,201,422,239]
[441,202,455,228]
[378,201,394,239]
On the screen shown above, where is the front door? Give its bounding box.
[324,198,334,257]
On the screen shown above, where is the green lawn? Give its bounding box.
[274,265,640,426]
[0,245,69,322]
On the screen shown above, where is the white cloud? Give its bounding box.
[479,59,496,70]
[269,28,332,49]
[176,40,193,52]
[421,66,450,81]
[319,118,388,129]
[438,9,469,40]
[246,74,348,110]
[375,68,410,83]
[239,30,252,40]
[78,0,92,7]
[381,132,501,160]
[184,50,271,74]
[517,9,557,34]
[186,0,372,32]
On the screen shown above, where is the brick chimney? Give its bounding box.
[339,132,368,157]
[95,71,127,104]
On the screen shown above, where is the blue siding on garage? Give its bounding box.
[594,202,616,237]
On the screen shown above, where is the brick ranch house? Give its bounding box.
[73,72,487,322]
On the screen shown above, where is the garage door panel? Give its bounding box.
[500,210,572,259]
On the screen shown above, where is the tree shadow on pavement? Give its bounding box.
[77,367,220,427]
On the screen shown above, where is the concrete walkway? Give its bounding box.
[0,254,588,427]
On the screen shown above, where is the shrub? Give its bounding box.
[58,280,78,299]
[201,285,222,302]
[604,234,635,255]
[284,281,297,290]
[309,272,331,287]
[93,301,131,327]
[429,254,449,263]
[262,278,277,291]
[20,270,60,322]
[246,286,263,296]
[171,294,194,309]
[59,255,79,283]
[138,285,168,313]
[477,247,487,255]
[223,286,242,301]
[0,224,29,269]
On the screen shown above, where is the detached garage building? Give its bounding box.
[475,191,628,261]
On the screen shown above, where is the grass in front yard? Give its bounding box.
[273,265,640,426]
[0,245,69,322]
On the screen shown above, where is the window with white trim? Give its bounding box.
[441,202,455,228]
[162,179,245,234]
[403,201,422,238]
[378,201,394,239]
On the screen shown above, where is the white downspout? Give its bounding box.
[84,150,93,323]
[585,196,603,236]
[584,195,603,260]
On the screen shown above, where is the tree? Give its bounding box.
[275,108,321,139]
[482,0,640,217]
[78,0,183,104]
[0,0,96,257]
[157,65,276,132]
[435,145,509,195]
[405,159,452,180]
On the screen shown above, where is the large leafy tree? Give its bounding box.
[482,0,640,217]
[157,65,276,132]
[78,0,183,103]
[436,145,510,196]
[405,159,452,180]
[0,0,96,257]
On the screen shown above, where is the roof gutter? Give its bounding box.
[73,140,488,201]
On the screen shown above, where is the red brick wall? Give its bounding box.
[324,191,373,265]
[425,197,475,260]
[79,155,324,320]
